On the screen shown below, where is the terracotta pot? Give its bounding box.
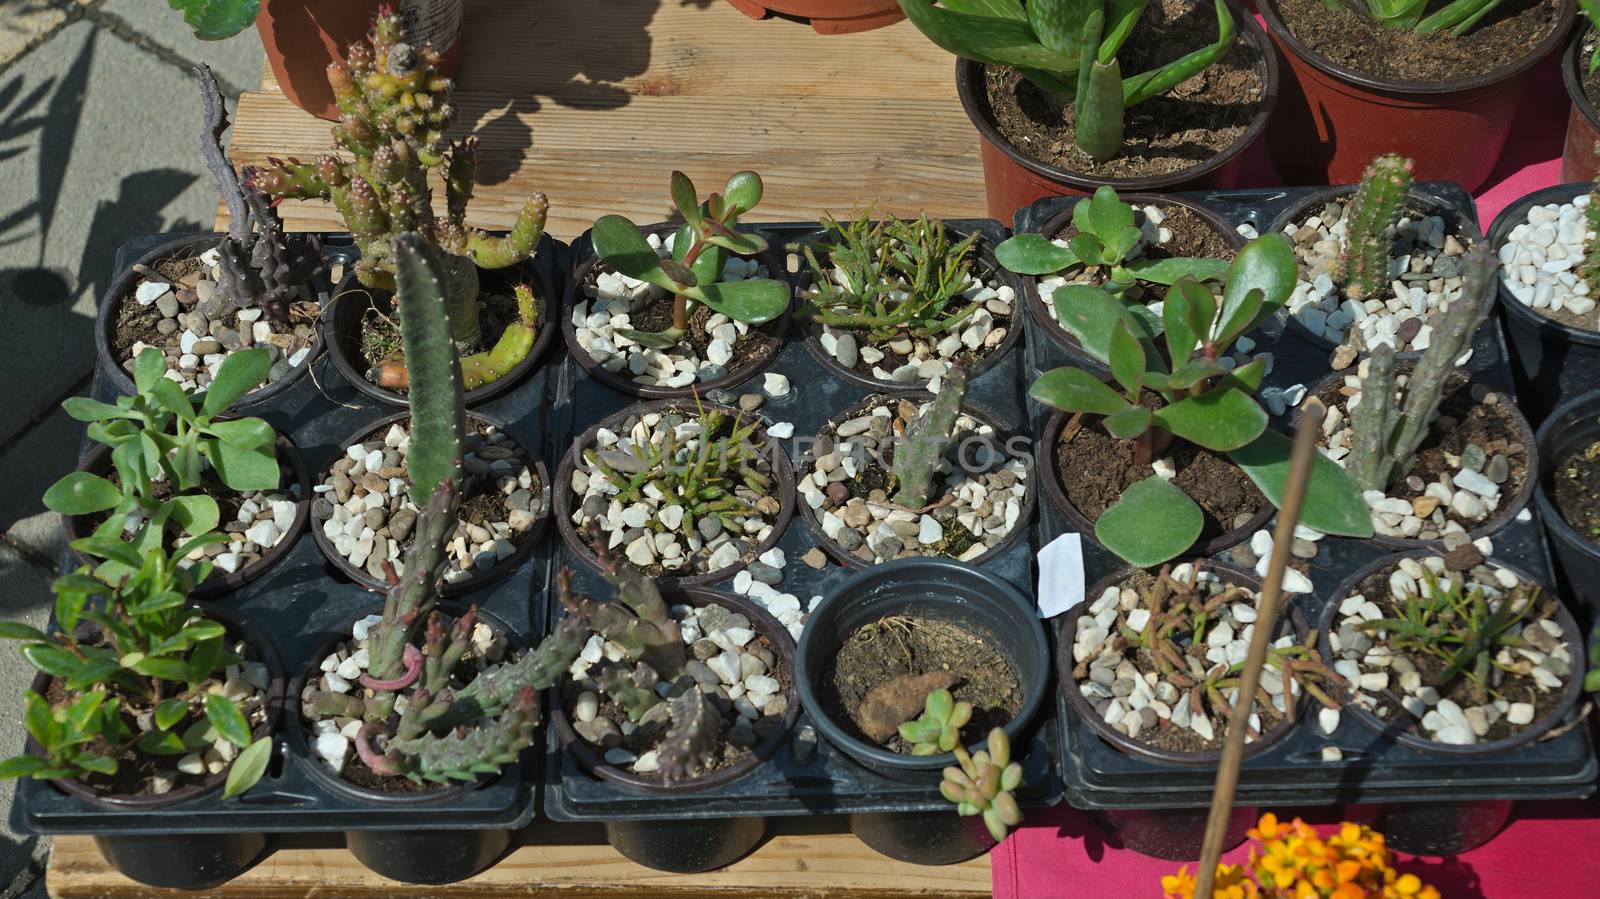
[1260,0,1577,192]
[1561,27,1600,182]
[258,0,464,121]
[952,0,1280,223]
[723,0,905,35]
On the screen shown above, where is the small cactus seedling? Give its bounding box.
[899,688,974,755]
[1336,154,1414,301]
[591,171,789,351]
[940,728,1023,842]
[890,366,968,509]
[1345,244,1497,493]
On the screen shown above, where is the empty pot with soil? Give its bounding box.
[795,557,1049,864]
[795,213,1022,390]
[1259,0,1576,191]
[1488,182,1600,423]
[795,376,1034,567]
[1535,388,1600,619]
[556,399,794,585]
[1318,550,1586,754]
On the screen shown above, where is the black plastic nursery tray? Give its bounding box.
[542,220,1065,822]
[10,232,571,835]
[1015,186,1598,810]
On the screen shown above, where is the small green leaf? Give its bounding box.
[205,694,253,749]
[723,171,764,216]
[0,622,50,642]
[133,347,166,394]
[1218,234,1296,341]
[0,755,74,780]
[1229,430,1375,538]
[1107,319,1144,398]
[1219,357,1268,394]
[207,439,280,492]
[1083,186,1135,241]
[1122,256,1230,286]
[63,659,121,691]
[1051,284,1132,364]
[148,378,198,423]
[200,348,270,418]
[1152,388,1267,452]
[1166,359,1227,391]
[926,689,954,720]
[1068,233,1110,268]
[24,692,57,747]
[155,698,190,731]
[224,737,273,799]
[42,472,123,516]
[1103,405,1153,439]
[60,397,140,423]
[22,645,85,679]
[1030,367,1129,415]
[134,656,194,683]
[687,278,789,325]
[699,220,768,256]
[73,755,118,776]
[167,494,220,536]
[614,326,686,349]
[658,257,698,288]
[138,730,189,755]
[669,171,702,227]
[995,233,1078,275]
[593,215,677,292]
[1095,477,1204,568]
[65,692,106,735]
[172,0,261,41]
[204,417,275,450]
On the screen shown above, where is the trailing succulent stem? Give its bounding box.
[940,729,1023,843]
[1345,244,1497,492]
[891,366,968,509]
[1338,154,1414,300]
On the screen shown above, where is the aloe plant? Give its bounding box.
[897,1,1239,161]
[1030,234,1372,566]
[1327,0,1504,36]
[591,171,790,350]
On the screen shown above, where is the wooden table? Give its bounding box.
[47,818,992,897]
[222,0,989,238]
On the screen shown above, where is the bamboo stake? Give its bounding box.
[1193,398,1327,899]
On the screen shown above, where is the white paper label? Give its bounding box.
[400,0,464,54]
[1036,533,1085,619]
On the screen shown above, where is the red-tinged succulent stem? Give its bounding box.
[355,723,404,776]
[361,643,424,691]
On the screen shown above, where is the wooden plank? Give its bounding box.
[222,0,988,238]
[47,818,993,898]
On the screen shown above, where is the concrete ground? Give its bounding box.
[0,1,264,893]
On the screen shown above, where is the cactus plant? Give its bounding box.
[940,728,1023,842]
[1329,1,1506,36]
[252,9,548,387]
[194,64,322,324]
[899,688,974,755]
[891,366,969,509]
[1344,244,1497,493]
[897,1,1238,162]
[1336,154,1414,301]
[1585,142,1600,295]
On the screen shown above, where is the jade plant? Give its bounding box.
[1030,234,1372,566]
[0,536,271,799]
[43,347,279,572]
[195,64,322,324]
[1345,244,1497,494]
[253,9,547,388]
[940,728,1023,842]
[897,0,1239,161]
[1337,154,1415,302]
[899,688,973,755]
[892,366,969,509]
[1328,0,1505,36]
[591,171,789,350]
[168,1,261,39]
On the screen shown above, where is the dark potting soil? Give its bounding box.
[1351,563,1569,743]
[1276,0,1562,82]
[112,254,318,364]
[1054,409,1267,539]
[356,287,549,390]
[982,0,1264,180]
[1552,439,1600,546]
[1050,204,1236,265]
[823,613,1021,755]
[1316,375,1529,531]
[579,263,783,378]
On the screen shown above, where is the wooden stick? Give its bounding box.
[1193,398,1327,899]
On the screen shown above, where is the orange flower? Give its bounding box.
[1167,814,1438,899]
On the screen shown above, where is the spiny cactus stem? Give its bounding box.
[1347,344,1397,493]
[1339,154,1413,301]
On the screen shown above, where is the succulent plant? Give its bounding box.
[891,366,968,509]
[169,0,260,40]
[1346,244,1497,493]
[898,688,974,755]
[1337,154,1415,301]
[940,728,1023,843]
[1030,234,1372,566]
[591,171,789,350]
[253,9,547,386]
[1585,143,1600,295]
[1330,0,1505,36]
[897,1,1238,162]
[997,187,1229,288]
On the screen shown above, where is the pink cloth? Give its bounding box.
[1474,51,1570,227]
[991,799,1600,898]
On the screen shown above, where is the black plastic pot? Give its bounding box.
[1487,182,1600,426]
[1091,805,1257,862]
[563,222,791,399]
[794,223,1025,391]
[290,604,527,884]
[1318,551,1587,757]
[324,255,556,408]
[1535,389,1600,621]
[95,233,321,411]
[548,588,798,872]
[552,399,796,587]
[794,557,1050,864]
[793,392,1036,570]
[1378,799,1514,856]
[63,434,313,601]
[309,410,549,596]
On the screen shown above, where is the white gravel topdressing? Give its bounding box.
[1498,195,1599,329]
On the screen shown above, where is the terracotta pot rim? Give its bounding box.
[547,587,800,794]
[793,222,1025,391]
[64,433,313,600]
[37,601,286,808]
[1316,550,1587,756]
[323,256,557,409]
[1487,181,1600,344]
[792,391,1037,570]
[95,233,324,411]
[552,399,797,587]
[1563,26,1600,131]
[1022,193,1246,364]
[1057,560,1305,767]
[562,222,792,400]
[1259,0,1578,96]
[308,411,551,596]
[1037,403,1275,559]
[952,0,1281,192]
